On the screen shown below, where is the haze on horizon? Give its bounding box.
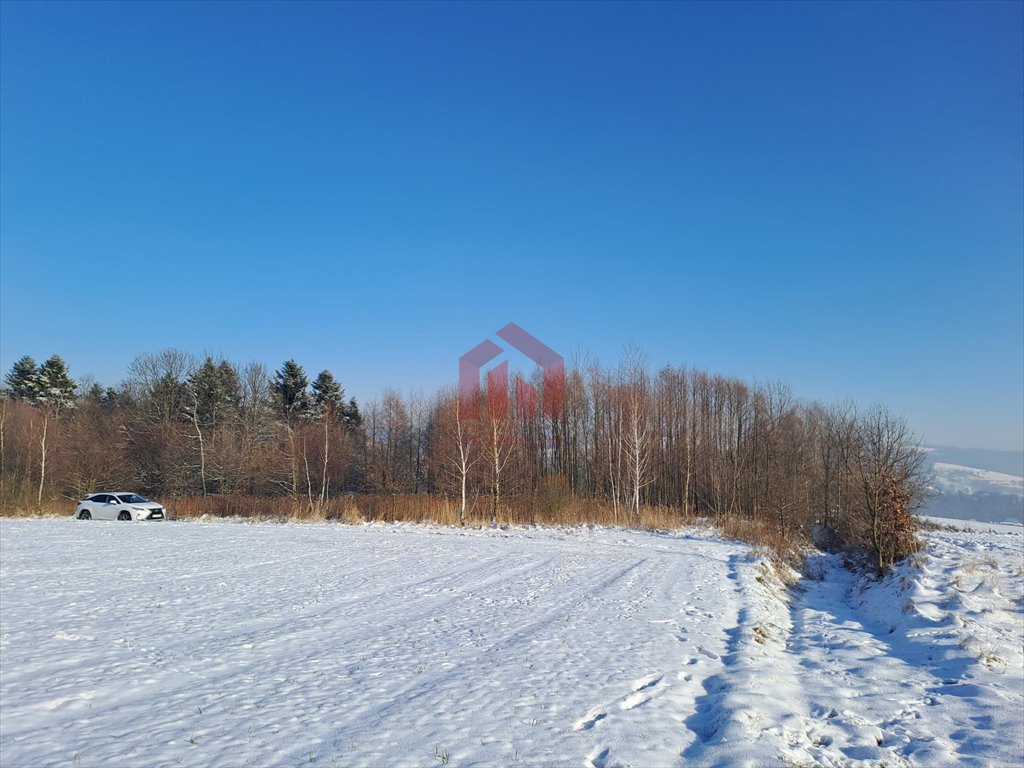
[1,1,1021,452]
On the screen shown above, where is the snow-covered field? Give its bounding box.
[922,456,1024,525]
[1,519,1021,768]
[930,463,1023,498]
[920,515,1024,534]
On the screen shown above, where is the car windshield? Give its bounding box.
[116,494,149,504]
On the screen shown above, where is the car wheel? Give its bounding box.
[117,511,131,521]
[79,511,91,520]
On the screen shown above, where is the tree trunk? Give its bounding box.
[491,425,500,526]
[191,404,207,496]
[0,401,6,500]
[288,426,299,496]
[37,411,49,507]
[320,417,330,506]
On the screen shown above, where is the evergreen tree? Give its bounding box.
[312,370,345,419]
[81,383,121,412]
[101,386,126,412]
[217,360,241,412]
[34,356,77,414]
[5,356,38,401]
[84,382,106,404]
[343,397,363,433]
[272,359,311,424]
[188,357,241,428]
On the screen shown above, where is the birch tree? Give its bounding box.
[438,390,478,525]
[621,349,652,520]
[30,356,77,506]
[482,385,515,526]
[272,360,311,495]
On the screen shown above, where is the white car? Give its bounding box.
[75,492,166,521]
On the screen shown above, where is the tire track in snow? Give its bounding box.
[572,547,745,768]
[34,520,1011,768]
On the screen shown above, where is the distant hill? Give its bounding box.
[923,445,1023,477]
[920,445,1024,524]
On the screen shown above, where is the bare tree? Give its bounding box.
[480,384,516,526]
[0,399,7,501]
[839,406,927,572]
[447,392,479,525]
[126,349,194,423]
[186,386,208,496]
[320,410,331,508]
[620,347,652,520]
[0,342,935,571]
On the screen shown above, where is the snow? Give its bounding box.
[1,518,1022,767]
[923,462,1024,525]
[930,462,1024,498]
[920,515,1024,534]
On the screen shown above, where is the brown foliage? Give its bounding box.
[1,352,927,571]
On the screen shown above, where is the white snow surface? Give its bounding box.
[930,463,1024,498]
[1,518,1022,768]
[920,515,1024,534]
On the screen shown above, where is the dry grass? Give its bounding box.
[915,517,956,532]
[952,558,1001,593]
[165,494,693,531]
[752,623,771,644]
[715,513,808,570]
[0,496,72,517]
[1,491,694,534]
[167,495,805,567]
[2,491,811,569]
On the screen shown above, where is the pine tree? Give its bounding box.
[312,370,345,420]
[343,397,363,432]
[216,360,241,413]
[272,360,311,424]
[84,382,106,404]
[187,357,240,429]
[34,356,77,414]
[5,356,39,401]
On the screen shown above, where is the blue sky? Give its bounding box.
[1,0,1021,451]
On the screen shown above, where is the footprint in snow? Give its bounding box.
[631,674,663,692]
[586,747,610,768]
[620,692,653,711]
[575,709,608,731]
[618,674,666,710]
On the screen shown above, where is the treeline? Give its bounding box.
[1,348,927,571]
